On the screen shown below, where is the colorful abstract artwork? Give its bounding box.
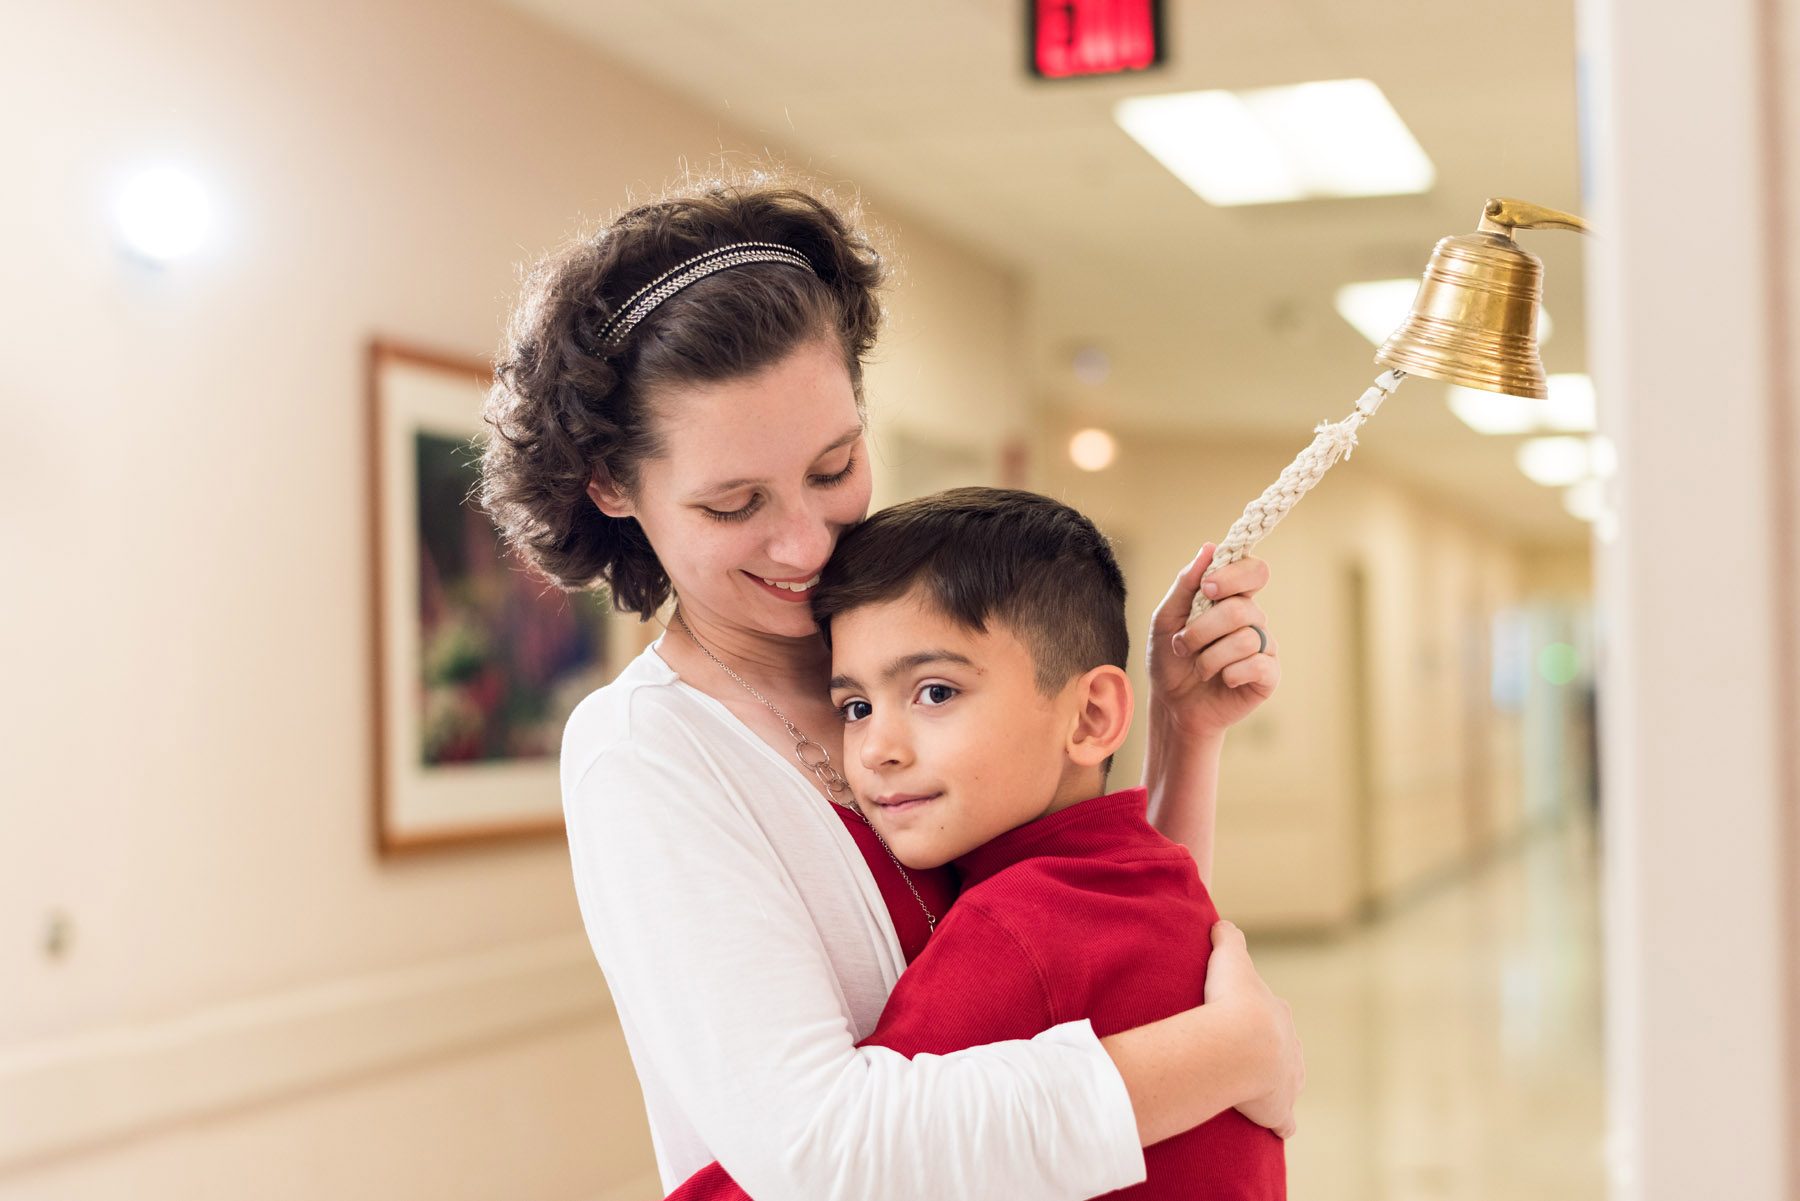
[370,340,625,852]
[413,430,612,766]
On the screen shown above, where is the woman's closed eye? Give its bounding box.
[701,455,858,523]
[809,453,858,488]
[703,494,761,523]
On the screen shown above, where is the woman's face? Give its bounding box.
[590,336,873,640]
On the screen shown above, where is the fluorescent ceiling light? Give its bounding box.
[1449,387,1539,435]
[1334,279,1422,347]
[1336,278,1554,350]
[1518,435,1615,487]
[1540,373,1596,431]
[1448,373,1595,435]
[1563,479,1605,522]
[1115,79,1435,206]
[1590,434,1618,478]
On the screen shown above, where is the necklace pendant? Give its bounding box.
[793,738,852,799]
[673,605,935,933]
[793,737,833,773]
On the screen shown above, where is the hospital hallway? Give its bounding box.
[9,0,1799,1196]
[1258,813,1606,1200]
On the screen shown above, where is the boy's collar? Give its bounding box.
[951,785,1152,891]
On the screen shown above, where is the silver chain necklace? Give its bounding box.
[672,608,937,934]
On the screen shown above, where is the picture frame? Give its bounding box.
[366,339,629,854]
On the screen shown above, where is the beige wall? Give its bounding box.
[0,1,1025,1196]
[1044,425,1576,931]
[1520,545,1599,601]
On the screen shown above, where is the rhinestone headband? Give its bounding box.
[595,241,817,348]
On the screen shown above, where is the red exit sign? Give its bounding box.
[1030,0,1165,79]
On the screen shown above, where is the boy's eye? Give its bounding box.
[839,698,873,723]
[917,683,957,707]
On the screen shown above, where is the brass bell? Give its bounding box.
[1375,198,1591,399]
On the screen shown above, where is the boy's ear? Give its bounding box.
[1065,665,1134,769]
[585,465,634,519]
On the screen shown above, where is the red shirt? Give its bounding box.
[827,803,958,966]
[671,786,1283,1199]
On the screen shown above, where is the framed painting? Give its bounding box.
[366,339,629,853]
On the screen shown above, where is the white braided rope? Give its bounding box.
[1188,369,1407,622]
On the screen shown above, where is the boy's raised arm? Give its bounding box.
[1140,544,1279,886]
[1144,718,1227,886]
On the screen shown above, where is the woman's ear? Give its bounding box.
[1066,665,1135,769]
[585,466,634,519]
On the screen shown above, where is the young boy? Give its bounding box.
[675,487,1286,1200]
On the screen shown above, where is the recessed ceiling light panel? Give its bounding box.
[1517,435,1612,487]
[1115,79,1435,206]
[1563,479,1606,522]
[1448,387,1540,435]
[1334,279,1424,347]
[1541,373,1596,431]
[1447,375,1595,436]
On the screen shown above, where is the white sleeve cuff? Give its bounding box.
[1032,1018,1149,1194]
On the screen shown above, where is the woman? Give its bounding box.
[479,177,1302,1200]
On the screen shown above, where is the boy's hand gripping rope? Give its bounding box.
[1187,370,1408,623]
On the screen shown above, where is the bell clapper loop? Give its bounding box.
[1357,368,1406,416]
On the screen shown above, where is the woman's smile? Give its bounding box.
[744,568,825,601]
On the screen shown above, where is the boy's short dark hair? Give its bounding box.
[811,487,1128,695]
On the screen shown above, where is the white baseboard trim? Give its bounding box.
[0,934,612,1173]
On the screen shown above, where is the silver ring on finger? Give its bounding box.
[1250,624,1268,654]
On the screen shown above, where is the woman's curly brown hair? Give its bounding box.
[478,176,887,617]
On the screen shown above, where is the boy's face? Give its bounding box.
[826,590,1092,870]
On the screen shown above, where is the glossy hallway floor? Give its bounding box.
[1255,817,1607,1200]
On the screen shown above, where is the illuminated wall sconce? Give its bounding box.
[113,165,213,265]
[1069,428,1117,472]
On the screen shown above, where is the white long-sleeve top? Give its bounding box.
[560,642,1147,1200]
